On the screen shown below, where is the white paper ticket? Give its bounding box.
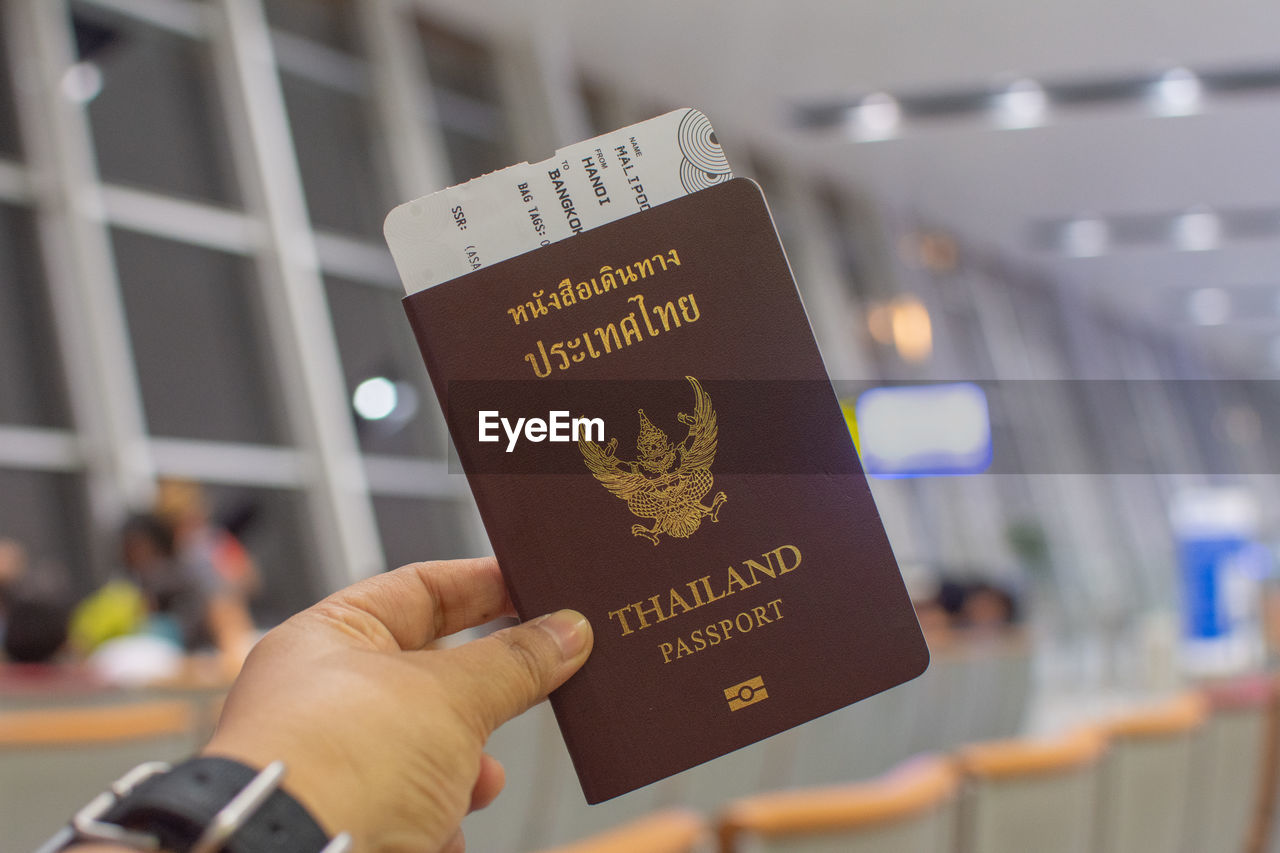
[384,108,733,295]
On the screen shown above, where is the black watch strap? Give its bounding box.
[101,756,333,853]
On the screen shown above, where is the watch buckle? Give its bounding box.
[70,760,174,850]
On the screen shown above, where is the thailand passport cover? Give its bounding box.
[398,178,928,802]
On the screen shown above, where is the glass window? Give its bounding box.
[372,496,474,569]
[279,73,389,239]
[195,482,322,623]
[416,18,510,182]
[440,124,510,185]
[0,470,92,594]
[0,203,70,427]
[1073,319,1157,474]
[578,78,613,137]
[944,301,996,379]
[1176,369,1233,475]
[822,190,896,315]
[263,0,359,53]
[1009,283,1072,379]
[111,228,286,445]
[0,21,20,158]
[743,155,800,255]
[72,3,241,206]
[416,19,497,101]
[324,276,445,457]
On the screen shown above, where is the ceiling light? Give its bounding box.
[1187,287,1230,326]
[1173,209,1221,251]
[992,79,1048,129]
[1149,67,1203,117]
[1061,217,1109,257]
[353,376,398,421]
[891,297,933,363]
[60,61,103,105]
[844,92,901,141]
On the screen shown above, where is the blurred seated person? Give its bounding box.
[906,572,954,643]
[920,576,1021,636]
[72,513,255,678]
[0,537,24,606]
[124,513,212,649]
[0,538,26,644]
[156,477,261,600]
[0,538,75,664]
[912,595,953,641]
[46,557,594,853]
[959,580,1020,632]
[3,591,72,664]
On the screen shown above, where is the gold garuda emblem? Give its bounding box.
[579,376,727,545]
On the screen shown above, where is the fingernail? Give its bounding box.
[536,609,591,658]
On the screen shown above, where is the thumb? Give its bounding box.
[438,609,593,734]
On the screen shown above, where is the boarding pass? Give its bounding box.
[384,108,734,294]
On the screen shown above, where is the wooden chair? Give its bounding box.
[1095,692,1208,853]
[781,686,915,789]
[459,700,567,852]
[968,632,1034,742]
[0,700,198,852]
[899,631,1033,756]
[717,755,957,853]
[955,726,1106,853]
[1182,677,1272,853]
[0,662,115,711]
[901,644,960,754]
[533,808,709,853]
[141,656,235,744]
[652,734,798,819]
[545,746,664,850]
[465,701,683,850]
[0,659,231,739]
[1249,676,1280,853]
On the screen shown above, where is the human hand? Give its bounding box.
[202,557,593,853]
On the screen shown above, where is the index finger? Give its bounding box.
[296,557,514,652]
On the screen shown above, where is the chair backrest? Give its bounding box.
[955,726,1106,853]
[931,637,993,750]
[968,633,1034,743]
[901,631,1032,756]
[143,654,236,741]
[649,737,780,816]
[717,755,957,853]
[1182,677,1272,853]
[1250,676,1280,853]
[530,699,664,849]
[459,699,566,852]
[1095,692,1208,853]
[534,809,709,853]
[0,700,197,852]
[900,643,961,755]
[0,663,115,711]
[782,686,915,789]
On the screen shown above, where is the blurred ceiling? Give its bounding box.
[417,0,1280,370]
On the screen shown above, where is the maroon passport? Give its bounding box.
[401,178,928,802]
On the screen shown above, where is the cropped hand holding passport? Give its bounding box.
[385,116,928,802]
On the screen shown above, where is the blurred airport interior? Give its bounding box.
[5,0,1280,850]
